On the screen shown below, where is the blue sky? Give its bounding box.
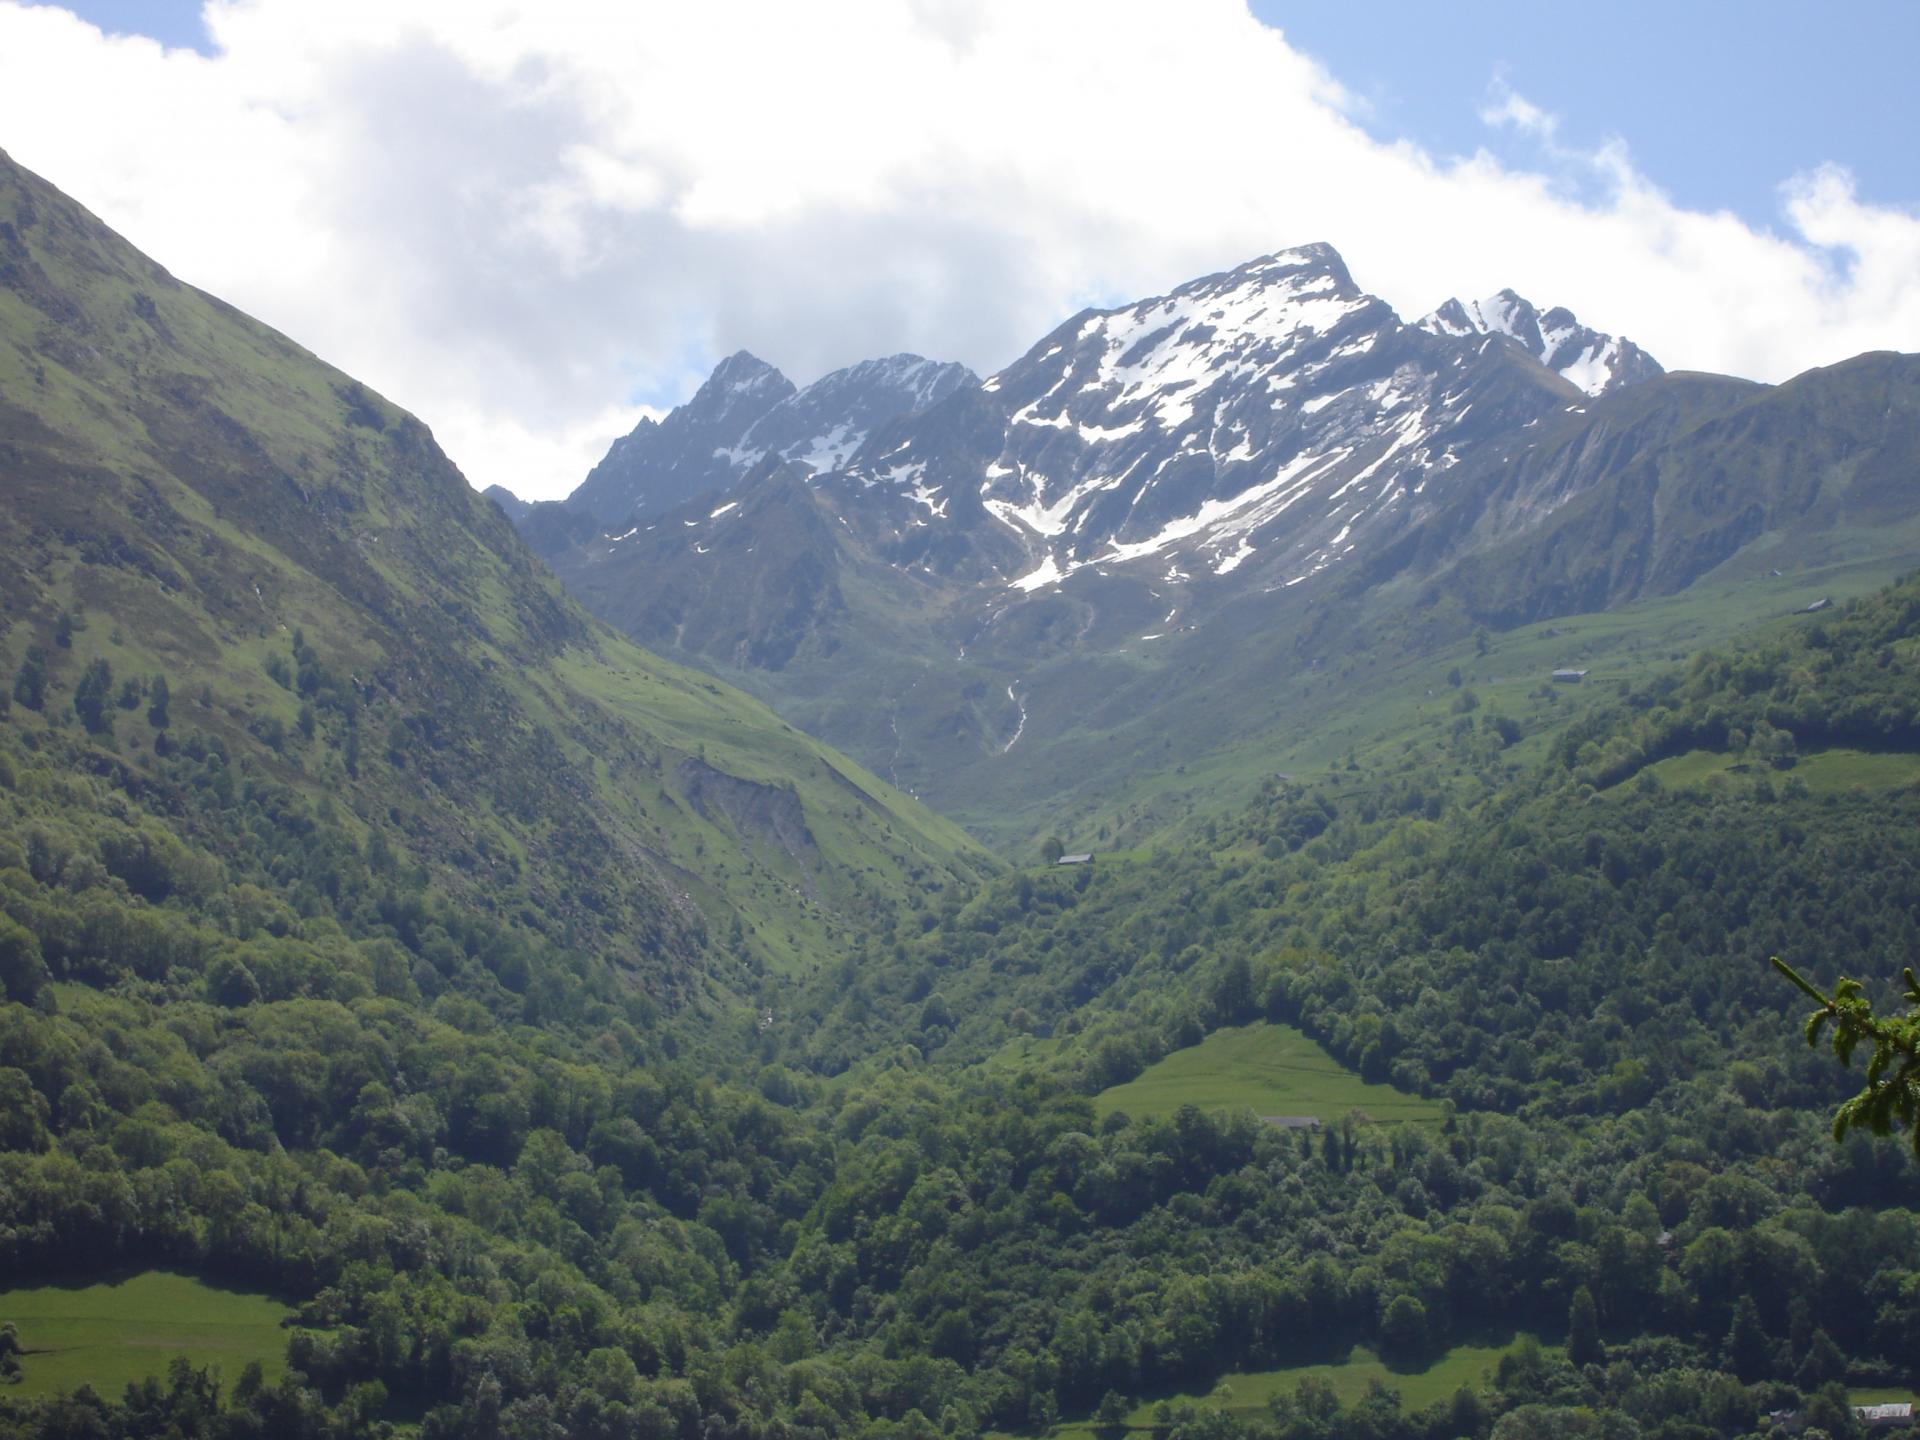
[56,0,203,47]
[1255,0,1917,227]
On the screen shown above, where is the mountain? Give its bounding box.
[0,147,989,1018]
[485,485,599,561]
[840,244,1573,594]
[565,350,976,527]
[1411,352,1920,624]
[552,247,1694,631]
[530,243,1919,848]
[1417,287,1664,395]
[536,246,1578,796]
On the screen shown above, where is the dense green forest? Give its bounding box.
[7,563,1920,1438]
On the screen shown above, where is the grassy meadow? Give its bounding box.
[0,1272,292,1399]
[1093,1022,1447,1127]
[1642,746,1920,796]
[1021,1336,1548,1440]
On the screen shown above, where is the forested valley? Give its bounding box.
[7,560,1920,1440]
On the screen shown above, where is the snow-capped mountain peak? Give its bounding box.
[563,247,1659,610]
[705,350,796,407]
[1419,290,1662,396]
[827,242,1574,597]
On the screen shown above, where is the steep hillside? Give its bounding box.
[1420,352,1920,625]
[0,148,989,1024]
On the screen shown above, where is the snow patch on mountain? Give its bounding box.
[926,245,1557,596]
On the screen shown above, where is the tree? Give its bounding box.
[1210,954,1254,1023]
[1031,1390,1060,1432]
[1775,957,1920,1151]
[1725,1294,1769,1382]
[918,993,953,1032]
[0,1069,50,1151]
[1379,1294,1427,1357]
[1797,1328,1846,1389]
[12,646,45,711]
[1041,836,1065,865]
[73,658,113,733]
[147,674,171,729]
[0,915,49,1005]
[1447,1385,1490,1440]
[1567,1285,1604,1367]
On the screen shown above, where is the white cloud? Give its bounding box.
[0,0,1915,500]
[1479,78,1558,143]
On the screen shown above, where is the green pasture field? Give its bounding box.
[1642,746,1920,796]
[1026,1336,1549,1440]
[1093,1021,1447,1127]
[0,1271,292,1399]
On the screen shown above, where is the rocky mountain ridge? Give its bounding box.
[1418,288,1664,396]
[568,350,976,527]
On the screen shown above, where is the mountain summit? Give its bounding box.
[569,350,796,524]
[567,350,976,526]
[1418,288,1663,395]
[822,243,1573,595]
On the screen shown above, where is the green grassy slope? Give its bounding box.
[1093,1022,1445,1127]
[0,1272,291,1399]
[0,147,989,1026]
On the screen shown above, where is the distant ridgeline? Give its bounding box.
[8,141,1920,1440]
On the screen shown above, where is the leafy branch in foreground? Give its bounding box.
[1775,955,1920,1151]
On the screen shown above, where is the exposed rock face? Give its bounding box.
[570,351,797,526]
